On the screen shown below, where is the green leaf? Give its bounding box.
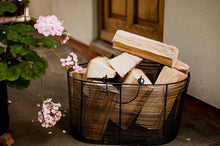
[0,62,7,81]
[32,61,46,78]
[23,50,40,62]
[39,57,48,68]
[19,47,29,56]
[7,65,20,81]
[7,77,30,90]
[11,24,34,34]
[40,37,57,49]
[0,46,4,54]
[10,44,23,55]
[0,9,4,15]
[0,1,17,14]
[19,61,34,80]
[19,34,39,46]
[7,31,19,42]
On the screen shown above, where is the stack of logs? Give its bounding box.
[70,30,189,141]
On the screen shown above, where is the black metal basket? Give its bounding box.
[67,60,190,145]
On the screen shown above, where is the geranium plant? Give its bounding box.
[0,0,80,128]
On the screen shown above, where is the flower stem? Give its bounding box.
[41,78,44,103]
[51,49,61,59]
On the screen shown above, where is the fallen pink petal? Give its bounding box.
[48,131,52,135]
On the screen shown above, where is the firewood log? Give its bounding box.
[81,81,118,141]
[86,56,116,79]
[110,68,153,129]
[108,52,143,78]
[174,60,189,74]
[112,30,179,67]
[136,66,188,130]
[68,68,89,135]
[69,68,88,80]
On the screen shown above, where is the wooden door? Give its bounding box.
[98,0,164,42]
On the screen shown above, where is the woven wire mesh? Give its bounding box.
[68,60,190,145]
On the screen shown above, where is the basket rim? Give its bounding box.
[67,63,190,86]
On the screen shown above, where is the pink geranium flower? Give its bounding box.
[38,98,62,128]
[34,15,64,37]
[60,52,82,72]
[62,35,70,44]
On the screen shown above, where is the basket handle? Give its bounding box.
[104,75,145,104]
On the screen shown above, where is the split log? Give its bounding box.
[174,60,189,74]
[86,56,116,79]
[69,68,88,80]
[108,52,143,78]
[136,66,188,130]
[68,68,89,135]
[112,30,179,67]
[81,81,119,141]
[110,68,153,129]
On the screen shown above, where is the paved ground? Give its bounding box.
[6,39,220,146]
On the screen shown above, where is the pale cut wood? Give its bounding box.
[108,52,143,78]
[81,81,118,141]
[86,56,116,78]
[110,68,153,129]
[155,66,188,84]
[174,60,190,74]
[136,66,188,129]
[69,68,88,81]
[112,30,179,67]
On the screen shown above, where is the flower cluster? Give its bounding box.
[60,52,82,72]
[38,98,62,128]
[62,35,70,44]
[34,15,64,37]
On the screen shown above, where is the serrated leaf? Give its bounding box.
[7,31,18,42]
[0,1,17,13]
[19,61,34,80]
[0,62,7,81]
[0,46,4,54]
[40,37,57,49]
[19,47,29,56]
[32,61,46,78]
[23,50,40,62]
[0,9,4,15]
[10,44,22,55]
[7,65,20,81]
[39,57,48,68]
[11,24,34,34]
[19,34,38,46]
[7,77,30,90]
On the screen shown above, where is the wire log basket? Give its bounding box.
[68,60,190,145]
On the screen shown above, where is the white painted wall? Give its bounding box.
[164,0,220,108]
[29,0,220,108]
[29,0,97,45]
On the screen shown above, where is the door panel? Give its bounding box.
[111,0,127,20]
[137,0,158,23]
[99,0,164,42]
